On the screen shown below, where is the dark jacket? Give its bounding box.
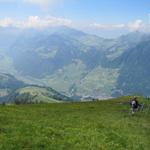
[130,99,139,108]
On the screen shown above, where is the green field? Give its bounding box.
[0,96,150,150]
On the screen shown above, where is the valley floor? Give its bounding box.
[0,97,150,150]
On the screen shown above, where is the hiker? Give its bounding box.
[130,97,140,114]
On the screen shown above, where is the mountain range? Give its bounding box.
[0,26,150,100]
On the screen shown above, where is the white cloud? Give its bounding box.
[90,23,125,30]
[127,20,144,31]
[0,18,14,27]
[0,16,72,28]
[0,16,147,35]
[23,16,72,28]
[90,19,144,31]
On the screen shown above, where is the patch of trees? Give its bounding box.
[8,93,40,105]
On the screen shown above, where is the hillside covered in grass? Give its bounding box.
[0,96,150,150]
[0,73,71,104]
[6,85,71,104]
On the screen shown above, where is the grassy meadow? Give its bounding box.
[0,96,150,150]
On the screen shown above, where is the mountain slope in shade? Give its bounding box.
[114,39,150,96]
[9,27,107,77]
[0,73,26,98]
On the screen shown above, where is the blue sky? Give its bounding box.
[0,0,149,37]
[56,0,150,23]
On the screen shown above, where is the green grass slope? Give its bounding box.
[0,96,150,150]
[7,85,71,104]
[0,73,71,103]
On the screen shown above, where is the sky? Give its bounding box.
[0,0,150,38]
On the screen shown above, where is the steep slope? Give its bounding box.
[114,39,150,96]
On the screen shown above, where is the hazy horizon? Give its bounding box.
[0,0,150,38]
